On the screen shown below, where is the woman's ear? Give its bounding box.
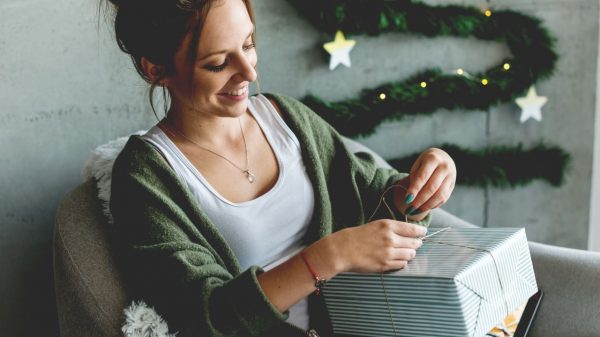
[141,57,167,85]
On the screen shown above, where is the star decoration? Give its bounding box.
[516,86,548,123]
[323,30,356,71]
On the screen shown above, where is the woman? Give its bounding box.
[107,0,457,336]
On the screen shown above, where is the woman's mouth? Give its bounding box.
[225,87,247,96]
[218,86,248,102]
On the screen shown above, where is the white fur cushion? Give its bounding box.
[82,131,145,223]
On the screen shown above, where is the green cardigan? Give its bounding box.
[110,93,430,337]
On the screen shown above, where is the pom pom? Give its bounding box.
[122,301,177,337]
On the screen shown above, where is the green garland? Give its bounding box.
[288,0,558,137]
[388,143,570,188]
[285,0,569,187]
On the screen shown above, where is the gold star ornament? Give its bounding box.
[516,86,548,123]
[323,30,356,71]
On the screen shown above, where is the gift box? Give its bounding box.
[322,228,538,337]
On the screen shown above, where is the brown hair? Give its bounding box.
[104,0,256,118]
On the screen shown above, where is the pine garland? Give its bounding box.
[286,0,568,187]
[388,143,570,188]
[289,0,558,137]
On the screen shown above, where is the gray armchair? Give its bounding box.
[54,137,600,337]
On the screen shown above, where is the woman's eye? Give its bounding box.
[204,60,228,73]
[202,44,253,73]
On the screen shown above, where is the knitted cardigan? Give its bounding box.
[109,93,430,337]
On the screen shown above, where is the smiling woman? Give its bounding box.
[143,0,258,122]
[104,0,457,336]
[109,0,257,120]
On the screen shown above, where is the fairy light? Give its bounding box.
[503,63,511,70]
[484,9,492,17]
[424,65,500,89]
[379,93,387,100]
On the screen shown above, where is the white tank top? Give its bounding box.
[142,94,314,330]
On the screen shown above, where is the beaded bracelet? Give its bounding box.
[300,251,327,296]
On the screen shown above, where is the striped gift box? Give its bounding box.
[322,228,538,337]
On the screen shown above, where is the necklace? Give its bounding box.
[163,117,256,183]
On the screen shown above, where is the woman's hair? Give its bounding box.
[104,0,256,118]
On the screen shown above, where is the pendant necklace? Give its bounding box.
[163,117,256,183]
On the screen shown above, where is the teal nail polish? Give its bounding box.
[405,193,415,205]
[406,206,416,215]
[426,228,429,235]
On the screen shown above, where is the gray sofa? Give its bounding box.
[53,138,600,337]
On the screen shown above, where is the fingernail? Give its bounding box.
[406,206,416,215]
[404,193,415,205]
[425,227,429,235]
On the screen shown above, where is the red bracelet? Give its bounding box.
[300,251,327,296]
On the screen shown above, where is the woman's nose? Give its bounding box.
[232,52,257,83]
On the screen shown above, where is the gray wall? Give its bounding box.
[1,0,598,335]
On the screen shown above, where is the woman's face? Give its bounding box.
[166,0,257,119]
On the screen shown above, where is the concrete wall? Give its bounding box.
[0,0,598,335]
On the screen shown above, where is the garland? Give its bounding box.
[285,0,569,187]
[388,144,570,188]
[288,0,558,137]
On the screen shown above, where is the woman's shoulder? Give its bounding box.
[112,134,172,180]
[257,92,322,124]
[260,92,303,109]
[250,93,284,118]
[256,93,344,152]
[115,135,153,163]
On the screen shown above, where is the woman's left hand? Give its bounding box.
[394,148,456,220]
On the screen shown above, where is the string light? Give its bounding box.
[484,9,492,17]
[379,93,387,100]
[420,62,506,89]
[453,67,492,86]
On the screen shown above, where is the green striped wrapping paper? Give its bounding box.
[322,228,538,337]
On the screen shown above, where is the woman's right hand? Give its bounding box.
[258,220,426,312]
[329,220,426,273]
